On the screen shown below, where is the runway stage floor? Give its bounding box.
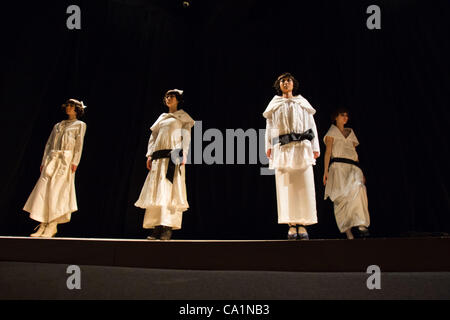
[1,236,449,272]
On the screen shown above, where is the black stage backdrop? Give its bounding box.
[0,0,449,240]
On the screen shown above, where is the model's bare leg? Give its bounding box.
[345,228,354,239]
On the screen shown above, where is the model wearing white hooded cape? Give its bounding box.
[23,119,87,224]
[323,125,370,233]
[263,94,320,226]
[135,109,194,230]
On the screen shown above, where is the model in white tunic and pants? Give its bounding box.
[135,90,194,240]
[323,111,370,239]
[24,99,87,238]
[263,73,320,240]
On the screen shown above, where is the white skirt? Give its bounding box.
[143,206,183,230]
[135,158,189,229]
[275,166,317,225]
[23,150,77,224]
[325,162,370,233]
[333,184,370,233]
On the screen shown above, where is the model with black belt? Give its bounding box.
[135,89,194,240]
[323,108,370,239]
[263,73,321,240]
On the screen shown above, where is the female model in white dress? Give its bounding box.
[135,89,194,240]
[24,99,87,238]
[263,73,320,240]
[323,109,370,239]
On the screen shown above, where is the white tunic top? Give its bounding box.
[323,125,362,201]
[324,124,359,161]
[135,109,194,212]
[41,119,87,166]
[263,95,320,170]
[146,109,194,158]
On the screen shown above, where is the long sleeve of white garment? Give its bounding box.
[41,124,57,166]
[146,129,158,158]
[71,122,87,166]
[308,113,320,156]
[181,122,192,156]
[265,117,274,154]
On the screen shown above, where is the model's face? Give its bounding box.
[165,94,179,109]
[335,113,349,126]
[279,78,294,94]
[65,104,77,117]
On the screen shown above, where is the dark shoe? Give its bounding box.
[160,226,173,240]
[297,232,309,240]
[287,225,298,240]
[359,228,370,238]
[353,226,370,238]
[147,226,163,240]
[296,225,309,240]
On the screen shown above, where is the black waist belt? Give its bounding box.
[151,148,183,183]
[330,157,360,168]
[272,129,315,146]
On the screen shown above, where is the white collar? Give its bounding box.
[262,94,316,118]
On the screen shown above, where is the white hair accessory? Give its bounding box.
[80,101,87,109]
[169,89,183,95]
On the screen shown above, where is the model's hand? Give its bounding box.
[71,164,77,173]
[266,149,272,159]
[313,152,319,159]
[323,171,328,186]
[146,157,152,170]
[181,153,187,166]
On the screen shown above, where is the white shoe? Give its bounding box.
[41,222,58,238]
[30,223,47,237]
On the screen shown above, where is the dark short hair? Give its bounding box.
[273,72,300,96]
[331,107,350,123]
[163,90,184,108]
[61,98,85,118]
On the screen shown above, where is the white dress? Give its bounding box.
[23,119,87,224]
[135,109,194,230]
[324,125,370,233]
[263,95,320,226]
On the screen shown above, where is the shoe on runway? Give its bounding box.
[147,226,163,240]
[160,226,172,240]
[30,223,47,237]
[41,222,57,238]
[297,225,309,240]
[353,226,370,238]
[287,225,298,240]
[297,232,309,240]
